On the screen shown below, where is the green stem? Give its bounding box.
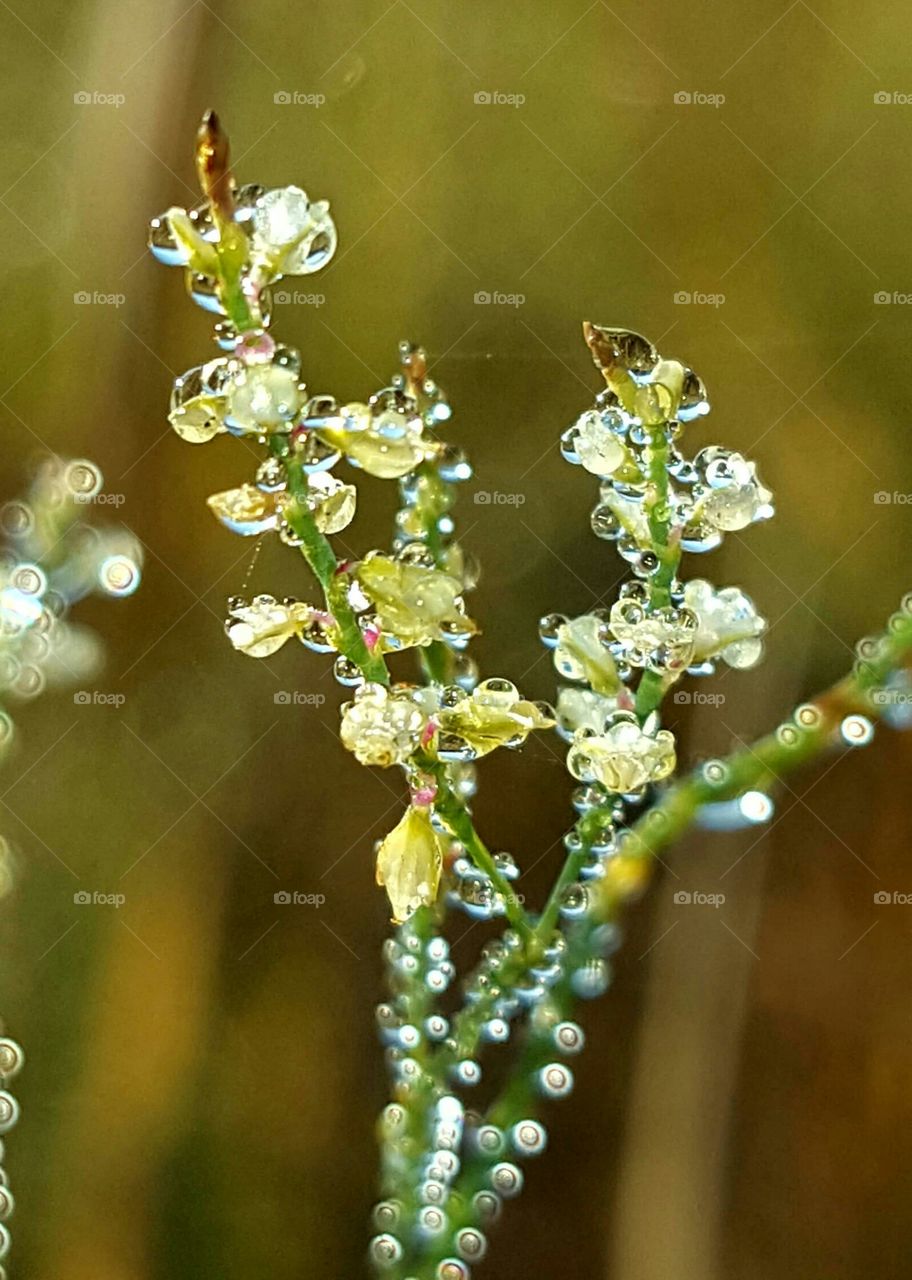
[635,424,680,721]
[429,764,535,945]
[606,607,912,901]
[404,603,912,1279]
[282,454,390,686]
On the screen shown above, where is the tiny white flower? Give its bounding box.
[684,579,766,670]
[567,714,676,795]
[694,447,773,532]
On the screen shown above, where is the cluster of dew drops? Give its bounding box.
[367,900,624,1274]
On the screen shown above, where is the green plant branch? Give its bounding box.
[428,761,534,943]
[398,600,912,1278]
[610,606,912,888]
[635,424,681,720]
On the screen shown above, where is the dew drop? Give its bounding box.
[701,759,728,786]
[490,1161,523,1198]
[0,1093,19,1134]
[0,1043,22,1081]
[368,1233,403,1267]
[537,1062,574,1099]
[795,703,822,729]
[455,1227,487,1261]
[841,714,874,746]
[511,1119,547,1156]
[99,554,141,597]
[553,1021,585,1054]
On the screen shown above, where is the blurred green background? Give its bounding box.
[1,0,911,1276]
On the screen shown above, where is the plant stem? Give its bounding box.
[635,424,680,720]
[282,454,390,686]
[604,607,912,900]
[400,606,912,1278]
[429,764,535,944]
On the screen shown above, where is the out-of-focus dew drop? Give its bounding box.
[98,555,141,598]
[841,714,874,747]
[697,789,774,830]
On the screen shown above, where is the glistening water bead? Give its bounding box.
[841,714,874,746]
[511,1119,547,1156]
[489,1162,523,1198]
[372,1201,401,1232]
[538,1062,574,1099]
[571,958,611,999]
[436,1259,470,1280]
[417,1206,447,1238]
[553,1021,585,1054]
[474,1124,505,1157]
[369,1233,403,1268]
[455,1227,488,1262]
[472,1189,501,1223]
[0,1096,18,1136]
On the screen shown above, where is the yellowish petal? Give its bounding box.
[375,806,444,924]
[207,484,277,535]
[439,681,555,757]
[169,393,225,444]
[165,207,220,276]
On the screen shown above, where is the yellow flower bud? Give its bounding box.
[376,805,446,924]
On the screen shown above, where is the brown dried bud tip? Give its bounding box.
[196,109,235,219]
[582,321,658,380]
[399,341,427,395]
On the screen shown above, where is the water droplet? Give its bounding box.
[553,1021,585,1054]
[99,555,140,597]
[368,1233,403,1268]
[701,759,729,786]
[489,1161,523,1198]
[65,459,103,499]
[0,1042,22,1081]
[455,1227,488,1261]
[571,958,610,999]
[452,1059,481,1087]
[0,1093,19,1134]
[841,714,874,746]
[437,1260,470,1280]
[372,1201,401,1231]
[474,1124,504,1156]
[511,1119,547,1156]
[472,1190,501,1222]
[538,1062,574,1099]
[417,1205,447,1236]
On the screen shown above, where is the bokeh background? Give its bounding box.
[1,1,911,1276]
